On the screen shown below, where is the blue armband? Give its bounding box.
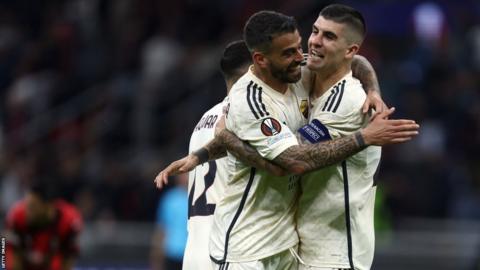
[297,119,332,144]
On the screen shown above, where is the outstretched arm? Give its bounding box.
[273,108,419,175]
[154,135,286,189]
[194,115,286,175]
[352,55,387,114]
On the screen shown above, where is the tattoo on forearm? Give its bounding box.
[219,130,283,173]
[205,137,227,160]
[274,134,364,174]
[352,55,380,94]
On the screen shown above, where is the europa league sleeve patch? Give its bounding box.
[297,119,332,143]
[260,117,282,136]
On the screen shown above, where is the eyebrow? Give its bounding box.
[324,30,338,39]
[282,40,302,55]
[313,23,338,39]
[282,47,297,55]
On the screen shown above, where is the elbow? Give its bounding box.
[270,168,288,177]
[287,164,306,175]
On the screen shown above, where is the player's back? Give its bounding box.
[183,101,229,270]
[296,72,381,270]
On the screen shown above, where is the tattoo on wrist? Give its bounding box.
[354,131,366,147]
[192,147,209,164]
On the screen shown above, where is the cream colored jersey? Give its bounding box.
[296,72,381,270]
[210,67,308,263]
[183,100,229,270]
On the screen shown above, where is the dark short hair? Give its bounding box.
[243,10,298,53]
[220,40,252,80]
[320,4,366,42]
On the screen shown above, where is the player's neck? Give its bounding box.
[251,65,288,94]
[226,80,234,95]
[312,63,350,99]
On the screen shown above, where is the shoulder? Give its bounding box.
[322,77,366,116]
[202,101,225,117]
[229,78,254,105]
[342,76,366,110]
[6,200,27,229]
[192,101,225,133]
[228,79,271,121]
[56,200,83,234]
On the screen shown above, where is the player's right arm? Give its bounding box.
[351,55,387,114]
[212,107,417,176]
[272,107,417,174]
[154,136,287,189]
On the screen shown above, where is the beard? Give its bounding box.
[269,61,302,83]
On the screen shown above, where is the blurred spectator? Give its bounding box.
[150,173,188,270]
[4,177,83,270]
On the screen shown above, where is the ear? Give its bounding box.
[253,51,269,69]
[345,44,360,60]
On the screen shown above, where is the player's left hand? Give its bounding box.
[363,90,388,116]
[154,154,199,189]
[361,107,420,145]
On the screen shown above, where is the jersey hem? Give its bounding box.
[211,238,299,263]
[300,260,351,269]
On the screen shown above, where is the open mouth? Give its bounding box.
[309,49,325,60]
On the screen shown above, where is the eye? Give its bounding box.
[324,32,336,40]
[283,48,297,57]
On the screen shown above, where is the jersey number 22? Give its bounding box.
[188,161,217,218]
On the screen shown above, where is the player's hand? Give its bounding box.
[361,107,420,145]
[154,155,199,189]
[363,90,388,115]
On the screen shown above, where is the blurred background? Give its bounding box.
[0,0,479,269]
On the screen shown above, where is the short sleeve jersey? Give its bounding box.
[209,67,308,263]
[183,100,229,270]
[296,72,381,270]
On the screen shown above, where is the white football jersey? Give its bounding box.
[210,67,309,263]
[183,100,229,270]
[296,72,381,270]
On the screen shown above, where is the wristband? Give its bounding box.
[354,131,366,147]
[192,147,209,164]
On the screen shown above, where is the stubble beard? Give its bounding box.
[270,62,302,83]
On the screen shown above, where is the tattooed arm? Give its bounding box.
[203,132,286,176]
[273,108,419,175]
[154,135,286,189]
[215,108,418,176]
[274,134,362,174]
[352,55,380,94]
[216,130,287,176]
[352,55,387,113]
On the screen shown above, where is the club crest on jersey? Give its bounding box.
[300,99,309,119]
[261,117,282,136]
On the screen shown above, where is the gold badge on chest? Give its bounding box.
[300,99,309,119]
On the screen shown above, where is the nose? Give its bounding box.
[294,47,303,62]
[309,34,322,48]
